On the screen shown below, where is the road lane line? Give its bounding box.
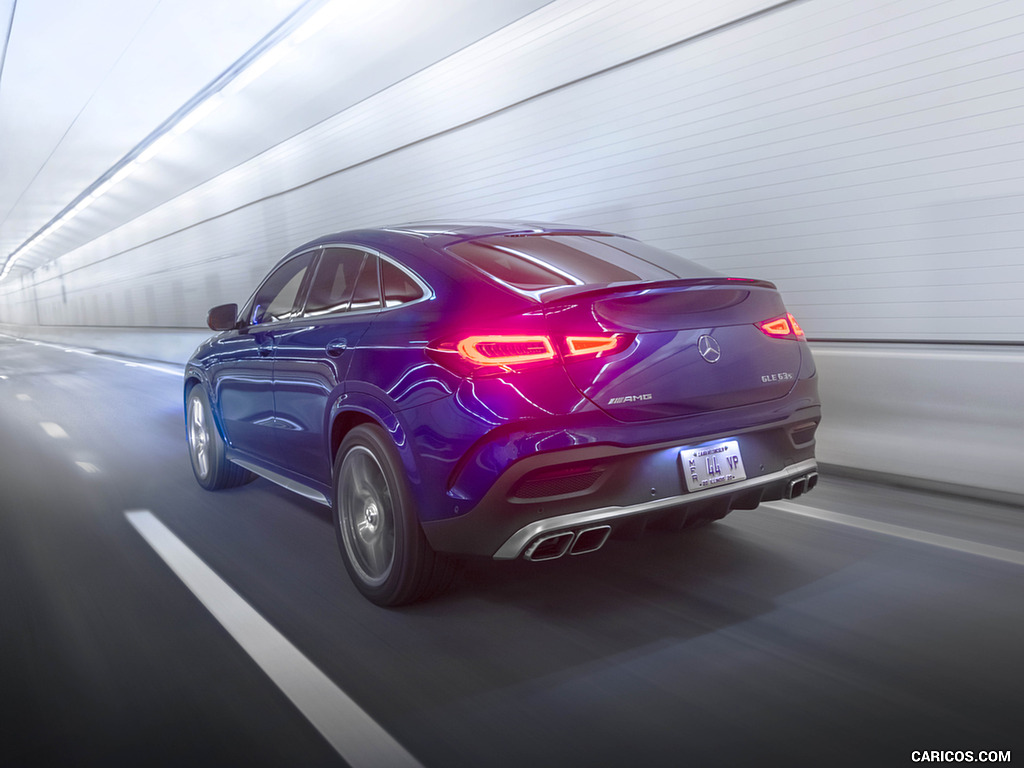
[118,360,182,376]
[763,500,1024,566]
[40,421,69,439]
[124,510,422,768]
[6,335,182,376]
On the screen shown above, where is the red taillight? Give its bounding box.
[758,313,806,340]
[431,332,632,374]
[456,335,556,366]
[565,335,624,357]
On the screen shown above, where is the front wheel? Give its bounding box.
[186,386,254,490]
[333,424,457,606]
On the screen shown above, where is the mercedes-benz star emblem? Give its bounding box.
[698,334,721,364]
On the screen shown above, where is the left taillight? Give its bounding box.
[456,335,556,366]
[757,313,806,340]
[430,332,630,375]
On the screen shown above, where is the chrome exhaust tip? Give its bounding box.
[524,531,575,561]
[786,472,819,499]
[570,525,611,555]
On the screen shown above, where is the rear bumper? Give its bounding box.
[494,458,817,559]
[421,405,820,558]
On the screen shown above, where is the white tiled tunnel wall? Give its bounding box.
[1,0,1022,496]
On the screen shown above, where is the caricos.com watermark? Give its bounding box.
[911,751,1011,763]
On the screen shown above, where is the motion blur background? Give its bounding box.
[1,0,1022,500]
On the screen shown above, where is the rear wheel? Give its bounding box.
[333,424,457,606]
[186,386,254,490]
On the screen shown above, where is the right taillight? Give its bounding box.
[758,313,806,340]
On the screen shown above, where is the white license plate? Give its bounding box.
[679,440,747,492]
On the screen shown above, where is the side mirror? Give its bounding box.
[207,303,239,331]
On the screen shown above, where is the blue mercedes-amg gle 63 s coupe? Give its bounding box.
[185,222,820,605]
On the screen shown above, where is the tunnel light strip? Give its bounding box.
[0,0,344,282]
[125,509,424,768]
[764,501,1024,566]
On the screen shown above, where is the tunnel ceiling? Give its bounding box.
[0,0,550,281]
[0,0,317,276]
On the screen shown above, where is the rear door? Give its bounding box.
[271,247,381,484]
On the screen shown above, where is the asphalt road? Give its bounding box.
[1,333,1021,767]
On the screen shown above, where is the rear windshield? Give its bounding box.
[447,234,718,290]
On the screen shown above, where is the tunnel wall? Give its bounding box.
[2,0,1022,499]
[3,322,1021,501]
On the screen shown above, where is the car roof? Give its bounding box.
[381,221,619,240]
[285,221,628,257]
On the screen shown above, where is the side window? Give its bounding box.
[382,259,424,307]
[304,248,367,317]
[349,254,382,312]
[250,252,315,325]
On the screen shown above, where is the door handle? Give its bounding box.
[326,339,348,357]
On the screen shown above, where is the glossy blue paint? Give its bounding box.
[186,222,821,555]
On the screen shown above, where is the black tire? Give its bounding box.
[185,385,255,490]
[333,424,458,606]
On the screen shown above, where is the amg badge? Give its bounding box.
[608,393,653,405]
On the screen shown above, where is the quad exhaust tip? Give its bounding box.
[524,531,575,561]
[523,525,612,561]
[786,471,819,499]
[570,525,611,556]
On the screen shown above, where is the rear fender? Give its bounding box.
[329,392,420,491]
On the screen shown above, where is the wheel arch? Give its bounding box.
[329,395,420,489]
[183,372,230,446]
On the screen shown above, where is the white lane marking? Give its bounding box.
[9,336,182,376]
[764,500,1024,567]
[40,421,69,439]
[124,510,423,768]
[75,461,101,474]
[119,360,182,376]
[16,393,30,401]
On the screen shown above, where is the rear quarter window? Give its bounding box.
[382,259,425,307]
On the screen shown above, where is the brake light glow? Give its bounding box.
[456,335,556,365]
[758,313,806,339]
[433,331,633,374]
